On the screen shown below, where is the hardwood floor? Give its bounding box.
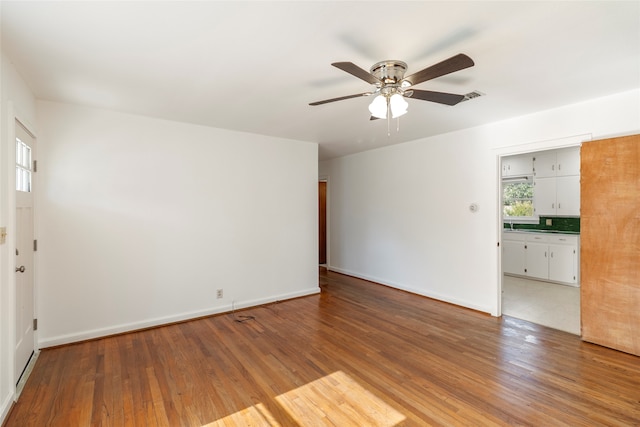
[5,268,640,426]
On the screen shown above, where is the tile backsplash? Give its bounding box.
[504,216,580,233]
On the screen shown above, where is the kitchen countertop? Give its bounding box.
[503,229,580,235]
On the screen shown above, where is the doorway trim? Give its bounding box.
[494,133,591,317]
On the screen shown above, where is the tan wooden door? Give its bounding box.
[581,134,640,356]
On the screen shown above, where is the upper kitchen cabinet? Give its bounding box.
[533,147,581,178]
[556,147,581,176]
[502,153,534,177]
[533,147,581,216]
[532,150,557,178]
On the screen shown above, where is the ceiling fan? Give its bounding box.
[309,53,475,120]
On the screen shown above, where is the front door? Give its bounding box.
[15,120,35,383]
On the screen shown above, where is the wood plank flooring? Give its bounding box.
[5,268,640,426]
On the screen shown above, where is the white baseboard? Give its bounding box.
[0,390,15,426]
[39,287,320,348]
[327,266,492,315]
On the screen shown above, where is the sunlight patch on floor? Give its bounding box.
[202,403,280,427]
[276,370,405,426]
[202,371,405,426]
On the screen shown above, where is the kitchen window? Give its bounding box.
[503,176,534,219]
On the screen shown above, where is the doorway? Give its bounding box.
[500,147,581,335]
[15,120,36,384]
[319,181,327,265]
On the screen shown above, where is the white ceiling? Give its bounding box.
[2,1,639,160]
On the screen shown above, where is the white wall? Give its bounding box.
[319,89,640,316]
[36,101,319,347]
[0,51,38,424]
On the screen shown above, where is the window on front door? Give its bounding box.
[16,138,32,192]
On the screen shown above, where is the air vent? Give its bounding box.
[461,90,485,102]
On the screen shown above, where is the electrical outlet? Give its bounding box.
[546,219,553,226]
[216,289,223,299]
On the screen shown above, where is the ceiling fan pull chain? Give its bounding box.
[387,98,391,137]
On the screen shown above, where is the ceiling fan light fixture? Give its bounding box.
[390,93,408,118]
[368,95,387,119]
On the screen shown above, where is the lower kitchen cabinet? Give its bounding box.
[503,231,579,285]
[525,241,549,279]
[548,243,578,283]
[502,239,525,275]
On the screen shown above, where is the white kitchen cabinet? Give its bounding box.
[525,240,549,278]
[534,175,580,216]
[502,153,534,177]
[533,147,580,178]
[503,231,579,285]
[556,147,581,176]
[533,151,558,178]
[503,238,526,275]
[533,147,580,217]
[556,175,580,216]
[549,243,578,283]
[533,177,556,216]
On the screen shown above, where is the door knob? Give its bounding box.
[15,265,25,273]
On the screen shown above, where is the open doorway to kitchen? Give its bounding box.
[500,147,581,335]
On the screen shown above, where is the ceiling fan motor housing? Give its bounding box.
[370,61,408,85]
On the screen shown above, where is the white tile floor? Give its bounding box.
[502,275,580,335]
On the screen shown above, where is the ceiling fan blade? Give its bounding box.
[332,62,381,85]
[402,53,474,87]
[309,92,373,106]
[407,90,466,106]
